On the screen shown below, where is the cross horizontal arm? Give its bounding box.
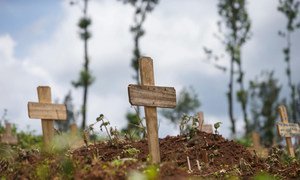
[128,84,176,108]
[28,102,67,120]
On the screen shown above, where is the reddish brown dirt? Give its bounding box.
[72,131,300,179]
[1,131,300,179]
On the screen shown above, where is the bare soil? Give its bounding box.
[1,131,300,179]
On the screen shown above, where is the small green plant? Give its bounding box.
[60,158,74,178]
[179,114,199,138]
[143,164,159,180]
[122,147,140,158]
[97,114,112,142]
[35,161,50,179]
[214,122,222,134]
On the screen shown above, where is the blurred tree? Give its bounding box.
[297,84,300,121]
[277,0,300,123]
[161,87,200,124]
[249,71,281,147]
[217,0,251,135]
[71,0,95,129]
[121,112,146,139]
[55,91,78,132]
[118,0,158,138]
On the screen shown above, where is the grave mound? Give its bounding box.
[72,131,300,179]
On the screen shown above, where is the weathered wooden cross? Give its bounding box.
[128,57,176,163]
[70,123,78,137]
[0,122,18,144]
[27,86,67,148]
[197,112,213,134]
[277,105,300,157]
[248,132,268,158]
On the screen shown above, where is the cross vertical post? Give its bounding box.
[38,86,54,148]
[139,57,160,163]
[70,123,78,137]
[277,105,295,157]
[252,132,261,150]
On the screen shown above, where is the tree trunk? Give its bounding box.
[228,55,236,135]
[81,0,89,129]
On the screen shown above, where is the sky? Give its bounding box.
[0,0,299,138]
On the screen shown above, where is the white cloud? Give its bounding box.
[1,0,299,139]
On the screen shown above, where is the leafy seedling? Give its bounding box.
[214,122,222,134]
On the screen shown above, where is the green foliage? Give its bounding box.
[253,172,277,180]
[235,135,252,147]
[72,69,95,88]
[55,91,78,132]
[278,0,300,123]
[35,162,50,180]
[161,87,200,124]
[50,133,80,154]
[122,147,140,158]
[278,0,300,32]
[122,112,146,139]
[214,122,222,134]
[143,164,159,180]
[17,131,43,149]
[249,71,281,146]
[60,158,74,177]
[179,114,199,138]
[118,0,159,82]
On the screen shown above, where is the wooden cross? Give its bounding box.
[27,86,67,148]
[252,132,261,150]
[70,123,78,137]
[248,132,268,158]
[277,105,300,157]
[128,57,176,163]
[0,122,18,145]
[197,112,213,134]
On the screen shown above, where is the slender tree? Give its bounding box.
[119,0,158,116]
[118,0,158,138]
[71,0,94,129]
[277,0,300,122]
[249,71,281,146]
[217,0,251,135]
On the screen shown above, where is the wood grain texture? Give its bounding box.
[201,124,213,134]
[28,102,67,120]
[252,132,261,149]
[139,57,161,164]
[128,84,176,108]
[277,105,295,157]
[198,112,204,130]
[70,124,78,136]
[0,123,18,144]
[277,122,300,137]
[38,86,54,149]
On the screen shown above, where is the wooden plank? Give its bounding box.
[37,86,54,149]
[28,102,67,120]
[70,124,78,136]
[128,84,176,108]
[252,132,261,149]
[198,112,204,130]
[140,57,161,164]
[201,124,213,134]
[277,122,300,137]
[277,105,295,157]
[0,123,18,145]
